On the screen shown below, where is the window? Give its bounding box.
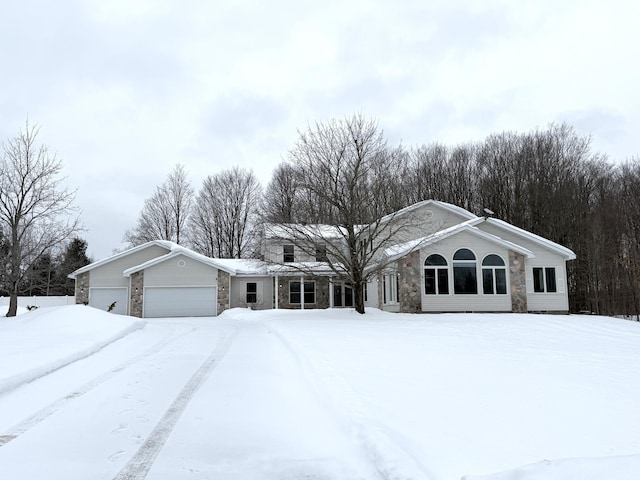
[246,282,257,303]
[482,254,507,295]
[382,273,399,305]
[424,254,449,295]
[453,248,477,294]
[290,281,315,304]
[533,267,557,293]
[283,244,294,263]
[315,244,327,262]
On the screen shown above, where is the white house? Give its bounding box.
[70,200,575,317]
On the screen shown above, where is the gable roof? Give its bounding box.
[382,218,535,264]
[480,218,576,260]
[122,245,239,277]
[377,199,478,225]
[68,240,175,279]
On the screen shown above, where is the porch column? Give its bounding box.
[329,277,334,308]
[274,275,279,309]
[300,275,304,310]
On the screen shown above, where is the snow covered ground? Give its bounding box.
[0,306,639,479]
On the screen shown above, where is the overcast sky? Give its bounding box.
[1,0,638,260]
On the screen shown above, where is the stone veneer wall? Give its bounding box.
[277,276,329,309]
[509,250,528,313]
[129,271,144,318]
[217,270,230,315]
[75,271,90,305]
[399,251,422,313]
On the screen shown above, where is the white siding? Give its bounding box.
[143,254,218,287]
[230,276,273,309]
[90,245,170,288]
[419,231,512,312]
[477,223,570,311]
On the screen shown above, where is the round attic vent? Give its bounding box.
[177,259,186,268]
[425,209,434,219]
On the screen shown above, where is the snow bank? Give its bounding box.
[463,454,640,480]
[0,305,145,394]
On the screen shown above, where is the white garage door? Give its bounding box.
[89,287,128,315]
[144,286,217,318]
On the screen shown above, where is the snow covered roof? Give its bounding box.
[382,218,535,264]
[68,240,175,279]
[266,261,346,276]
[122,245,241,276]
[482,218,576,260]
[377,199,478,225]
[263,223,346,240]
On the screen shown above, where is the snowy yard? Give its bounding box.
[0,306,639,479]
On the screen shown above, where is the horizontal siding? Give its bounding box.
[419,230,512,312]
[144,254,218,287]
[90,245,170,287]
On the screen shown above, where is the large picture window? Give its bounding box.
[424,254,449,295]
[290,281,315,304]
[453,248,477,294]
[482,254,507,295]
[533,267,557,293]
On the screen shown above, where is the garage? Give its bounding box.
[143,286,217,318]
[89,287,128,315]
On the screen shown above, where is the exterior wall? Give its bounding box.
[230,276,274,309]
[509,251,527,313]
[363,279,378,308]
[217,270,230,314]
[143,254,218,287]
[89,245,170,288]
[398,251,422,313]
[75,271,90,304]
[129,271,144,318]
[476,222,570,312]
[370,202,476,263]
[419,230,512,312]
[276,276,330,309]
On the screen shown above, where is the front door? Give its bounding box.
[333,282,354,307]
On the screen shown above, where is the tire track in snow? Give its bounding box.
[112,325,238,480]
[0,324,197,447]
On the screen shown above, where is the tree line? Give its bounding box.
[126,115,639,317]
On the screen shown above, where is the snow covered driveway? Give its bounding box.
[1,306,639,480]
[0,309,375,480]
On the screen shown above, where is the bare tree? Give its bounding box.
[277,114,418,314]
[261,162,299,223]
[124,164,193,246]
[0,121,80,317]
[189,167,262,258]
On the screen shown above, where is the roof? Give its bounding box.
[68,240,175,279]
[122,245,241,277]
[263,223,346,240]
[481,218,576,260]
[377,199,478,225]
[382,218,535,264]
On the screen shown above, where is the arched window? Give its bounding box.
[424,254,449,295]
[453,248,477,294]
[482,254,507,294]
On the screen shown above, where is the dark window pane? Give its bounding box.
[283,244,294,263]
[303,281,315,304]
[290,281,301,304]
[482,254,505,266]
[483,269,494,294]
[246,282,257,303]
[425,254,447,266]
[496,269,507,294]
[453,248,475,261]
[438,269,449,294]
[454,265,477,294]
[316,245,327,262]
[344,286,353,306]
[546,268,557,293]
[425,269,436,294]
[533,268,544,292]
